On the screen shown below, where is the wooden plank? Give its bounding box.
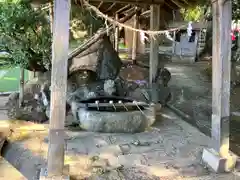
[47,0,71,177]
[149,4,160,103]
[211,0,232,157]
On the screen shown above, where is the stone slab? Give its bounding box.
[202,148,237,173]
[0,156,26,180]
[40,165,70,180]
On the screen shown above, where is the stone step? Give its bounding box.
[0,156,26,180]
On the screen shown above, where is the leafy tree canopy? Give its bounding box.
[181,0,240,21]
[0,0,52,71]
[0,0,104,71]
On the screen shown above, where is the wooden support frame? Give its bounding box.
[47,0,71,177]
[69,9,138,60]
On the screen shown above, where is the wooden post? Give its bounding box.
[28,71,34,81]
[211,0,231,157]
[19,68,24,107]
[114,13,119,52]
[172,31,176,55]
[149,5,160,103]
[202,1,237,173]
[132,13,138,63]
[89,24,93,36]
[47,0,71,177]
[49,2,53,34]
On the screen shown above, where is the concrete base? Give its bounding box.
[236,159,240,172]
[202,148,237,173]
[171,55,195,63]
[39,165,70,180]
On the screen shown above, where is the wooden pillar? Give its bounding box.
[149,5,160,103]
[124,16,144,60]
[19,68,24,107]
[202,1,237,173]
[172,31,176,55]
[49,2,53,34]
[47,0,71,177]
[114,13,119,52]
[132,13,139,63]
[89,24,93,36]
[28,71,35,81]
[211,0,231,157]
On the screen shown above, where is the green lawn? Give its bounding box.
[0,67,29,92]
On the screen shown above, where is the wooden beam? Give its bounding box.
[116,4,131,14]
[90,0,164,5]
[97,1,103,9]
[132,11,140,63]
[149,4,160,103]
[49,1,53,33]
[105,2,116,12]
[47,0,71,177]
[165,2,176,10]
[141,10,150,16]
[68,9,137,60]
[114,13,119,52]
[170,0,184,8]
[123,7,135,15]
[211,0,232,157]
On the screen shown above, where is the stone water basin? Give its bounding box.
[76,96,157,133]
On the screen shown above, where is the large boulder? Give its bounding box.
[68,35,122,80]
[6,92,47,122]
[78,106,156,133]
[5,72,51,122]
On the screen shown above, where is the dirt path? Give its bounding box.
[120,59,240,155]
[0,109,239,180]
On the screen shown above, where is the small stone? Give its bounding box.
[117,154,146,167]
[90,145,123,157]
[91,158,108,169]
[119,144,131,154]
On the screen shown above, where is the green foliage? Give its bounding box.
[70,5,104,38]
[233,0,240,21]
[0,1,104,71]
[181,0,240,22]
[0,0,51,71]
[180,6,205,22]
